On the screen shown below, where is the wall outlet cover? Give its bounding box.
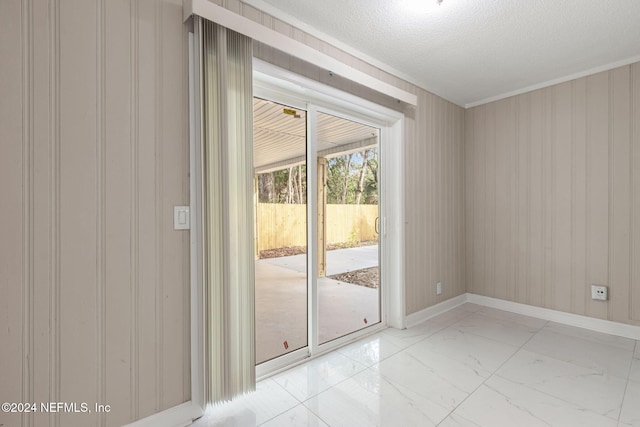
[591,285,607,301]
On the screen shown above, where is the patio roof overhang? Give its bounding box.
[253,97,378,173]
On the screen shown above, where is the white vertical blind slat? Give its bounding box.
[201,17,255,404]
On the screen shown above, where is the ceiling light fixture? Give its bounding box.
[404,0,443,13]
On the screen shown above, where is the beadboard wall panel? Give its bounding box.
[0,1,190,426]
[586,72,610,320]
[158,0,191,410]
[466,63,640,326]
[31,0,55,420]
[0,1,25,426]
[104,0,134,424]
[633,64,640,322]
[610,66,632,323]
[58,1,100,425]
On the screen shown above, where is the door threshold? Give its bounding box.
[256,322,387,381]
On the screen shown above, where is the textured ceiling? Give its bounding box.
[246,0,640,107]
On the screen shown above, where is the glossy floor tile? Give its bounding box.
[476,306,548,329]
[619,379,640,426]
[524,322,635,379]
[416,326,520,372]
[495,349,627,419]
[304,368,447,427]
[335,332,404,367]
[260,405,328,427]
[271,352,367,401]
[191,379,299,427]
[444,375,618,427]
[630,354,640,383]
[191,303,640,427]
[450,311,542,347]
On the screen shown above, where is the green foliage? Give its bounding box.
[348,229,359,247]
[364,151,378,204]
[326,149,378,205]
[257,165,307,204]
[257,148,378,205]
[326,156,354,204]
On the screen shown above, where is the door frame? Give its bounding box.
[252,59,406,378]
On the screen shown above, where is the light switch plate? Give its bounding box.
[174,206,190,230]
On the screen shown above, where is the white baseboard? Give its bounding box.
[123,401,202,427]
[404,294,468,328]
[466,293,640,341]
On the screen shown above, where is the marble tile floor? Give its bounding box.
[191,303,640,427]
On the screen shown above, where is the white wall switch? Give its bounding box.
[174,206,190,230]
[436,282,442,295]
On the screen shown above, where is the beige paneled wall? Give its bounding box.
[465,63,640,325]
[0,1,190,426]
[214,0,467,315]
[404,92,466,314]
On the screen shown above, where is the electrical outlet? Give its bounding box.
[436,282,442,295]
[591,285,607,301]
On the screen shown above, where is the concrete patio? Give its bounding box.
[255,245,380,364]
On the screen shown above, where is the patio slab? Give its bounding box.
[255,246,380,364]
[261,244,379,275]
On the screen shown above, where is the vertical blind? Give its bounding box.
[200,17,255,403]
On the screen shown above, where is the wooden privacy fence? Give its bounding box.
[256,203,378,251]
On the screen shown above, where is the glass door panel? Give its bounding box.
[316,111,381,345]
[254,98,308,364]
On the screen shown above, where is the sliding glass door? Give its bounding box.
[253,94,383,370]
[316,111,381,345]
[253,98,308,364]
